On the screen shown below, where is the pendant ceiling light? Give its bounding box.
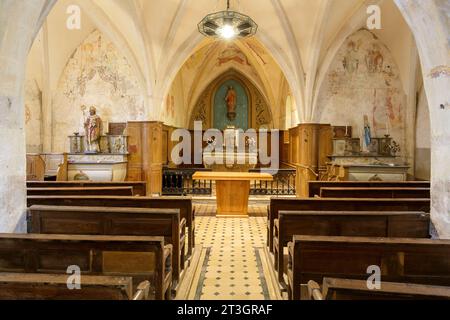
[198,0,258,40]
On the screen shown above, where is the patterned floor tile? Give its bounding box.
[193,204,269,300]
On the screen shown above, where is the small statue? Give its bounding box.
[84,106,103,153]
[225,86,237,121]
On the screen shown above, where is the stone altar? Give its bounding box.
[67,154,128,182]
[327,155,410,181]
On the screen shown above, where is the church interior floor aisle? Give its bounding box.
[191,208,270,300]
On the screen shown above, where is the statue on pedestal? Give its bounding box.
[83,106,103,153]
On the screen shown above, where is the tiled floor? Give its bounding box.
[192,204,270,300]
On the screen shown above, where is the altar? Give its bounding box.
[68,154,128,182]
[192,172,273,217]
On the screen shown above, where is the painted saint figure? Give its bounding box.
[84,106,103,153]
[225,86,237,120]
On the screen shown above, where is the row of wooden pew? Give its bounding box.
[0,181,195,300]
[268,180,450,300]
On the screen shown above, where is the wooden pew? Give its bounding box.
[287,235,450,300]
[28,205,185,289]
[27,195,195,257]
[27,187,134,197]
[306,278,450,300]
[268,198,430,252]
[0,273,152,300]
[273,211,430,283]
[308,181,430,198]
[26,181,147,196]
[320,187,430,199]
[0,233,172,300]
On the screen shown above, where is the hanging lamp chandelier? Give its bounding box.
[198,0,258,40]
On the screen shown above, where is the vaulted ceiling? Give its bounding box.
[28,0,417,125]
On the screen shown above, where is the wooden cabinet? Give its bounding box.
[127,121,163,195]
[287,124,332,197]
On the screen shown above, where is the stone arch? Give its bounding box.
[394,0,450,238]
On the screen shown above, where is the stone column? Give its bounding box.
[395,0,450,238]
[0,0,55,232]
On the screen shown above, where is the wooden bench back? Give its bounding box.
[27,196,192,223]
[320,187,430,199]
[277,211,430,245]
[307,278,450,300]
[308,181,430,198]
[28,205,179,238]
[27,187,134,197]
[288,235,450,299]
[268,197,431,251]
[27,195,195,257]
[28,205,183,286]
[26,181,147,196]
[0,233,170,300]
[0,273,135,300]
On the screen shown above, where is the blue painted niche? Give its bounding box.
[213,79,249,130]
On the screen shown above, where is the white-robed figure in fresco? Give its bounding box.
[84,106,103,153]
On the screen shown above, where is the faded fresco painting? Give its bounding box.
[317,29,406,157]
[52,30,145,151]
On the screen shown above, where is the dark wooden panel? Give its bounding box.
[308,181,430,198]
[27,187,133,197]
[274,210,430,283]
[320,187,430,199]
[26,181,147,196]
[0,273,134,300]
[288,236,450,300]
[268,197,430,252]
[27,196,194,257]
[0,233,171,300]
[28,205,183,288]
[306,278,450,300]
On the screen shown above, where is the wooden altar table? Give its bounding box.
[192,172,273,217]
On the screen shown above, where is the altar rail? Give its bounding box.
[162,168,213,196]
[249,168,296,196]
[162,167,296,196]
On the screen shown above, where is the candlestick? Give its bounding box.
[386,115,390,136]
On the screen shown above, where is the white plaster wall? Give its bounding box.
[317,30,407,159]
[415,86,431,180]
[25,29,44,153]
[24,80,42,153]
[52,30,145,152]
[163,72,187,128]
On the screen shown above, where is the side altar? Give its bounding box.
[325,124,409,182]
[67,107,129,182]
